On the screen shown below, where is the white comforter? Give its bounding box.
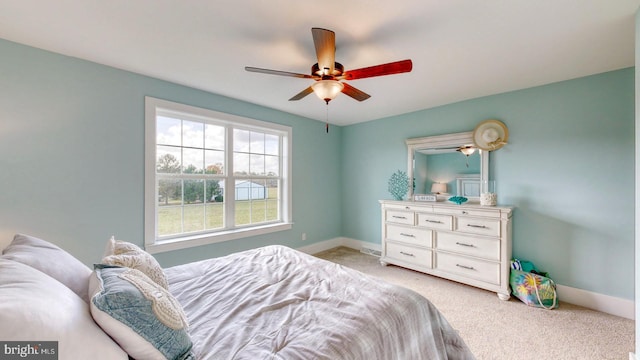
[165,245,474,360]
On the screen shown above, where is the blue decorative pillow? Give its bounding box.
[89,265,194,360]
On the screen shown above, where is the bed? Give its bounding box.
[0,234,474,360]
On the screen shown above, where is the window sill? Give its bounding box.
[145,222,292,254]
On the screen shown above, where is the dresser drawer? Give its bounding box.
[436,252,500,285]
[456,217,501,237]
[386,210,415,225]
[436,207,501,218]
[384,203,432,212]
[417,213,453,231]
[386,224,432,247]
[436,232,500,261]
[386,242,432,268]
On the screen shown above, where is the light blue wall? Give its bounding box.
[342,68,634,300]
[0,38,343,267]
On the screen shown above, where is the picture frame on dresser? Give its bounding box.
[413,194,437,202]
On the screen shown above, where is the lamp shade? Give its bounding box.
[312,80,344,102]
[431,183,447,194]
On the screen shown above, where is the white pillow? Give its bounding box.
[102,237,169,289]
[1,233,92,303]
[89,265,193,360]
[0,258,127,359]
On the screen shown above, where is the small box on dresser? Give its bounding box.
[379,200,514,300]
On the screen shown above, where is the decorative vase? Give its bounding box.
[481,180,497,206]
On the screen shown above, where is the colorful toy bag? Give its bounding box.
[509,259,558,310]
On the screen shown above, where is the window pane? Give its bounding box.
[184,179,204,204]
[235,180,251,202]
[250,131,265,153]
[234,129,250,152]
[183,148,203,173]
[234,152,249,175]
[250,180,266,200]
[157,178,182,206]
[265,155,279,176]
[183,205,204,233]
[157,116,181,146]
[206,202,224,230]
[266,179,279,199]
[205,179,223,203]
[251,200,266,223]
[265,134,279,155]
[158,206,182,236]
[235,182,250,226]
[266,200,278,221]
[205,124,224,150]
[156,146,181,173]
[250,154,265,175]
[183,120,204,148]
[157,179,182,237]
[205,150,224,174]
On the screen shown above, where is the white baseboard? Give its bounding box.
[630,352,636,360]
[296,237,380,255]
[556,284,634,320]
[298,237,635,320]
[296,237,348,254]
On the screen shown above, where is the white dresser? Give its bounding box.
[380,200,513,300]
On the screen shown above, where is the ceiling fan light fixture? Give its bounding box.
[458,146,476,156]
[312,80,344,103]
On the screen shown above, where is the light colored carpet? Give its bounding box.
[314,246,634,360]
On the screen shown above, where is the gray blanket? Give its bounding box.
[165,245,474,360]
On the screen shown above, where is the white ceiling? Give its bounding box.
[1,0,638,126]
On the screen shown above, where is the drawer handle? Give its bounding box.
[456,264,475,270]
[400,251,415,257]
[425,220,443,224]
[467,224,488,229]
[455,242,475,248]
[392,215,408,220]
[400,233,415,238]
[462,211,468,215]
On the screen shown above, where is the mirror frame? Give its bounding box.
[406,131,489,200]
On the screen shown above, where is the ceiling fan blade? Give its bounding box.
[311,28,335,74]
[245,66,316,79]
[289,86,314,101]
[341,82,371,102]
[341,59,413,80]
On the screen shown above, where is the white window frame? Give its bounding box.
[144,97,292,254]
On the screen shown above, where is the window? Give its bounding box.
[144,97,292,253]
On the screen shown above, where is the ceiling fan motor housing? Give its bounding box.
[312,62,344,78]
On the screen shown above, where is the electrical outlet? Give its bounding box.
[301,233,307,241]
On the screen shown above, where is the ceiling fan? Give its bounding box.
[245,27,413,104]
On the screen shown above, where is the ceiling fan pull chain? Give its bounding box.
[325,103,329,133]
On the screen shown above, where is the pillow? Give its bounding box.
[89,265,193,360]
[0,258,128,359]
[1,233,92,303]
[102,237,169,289]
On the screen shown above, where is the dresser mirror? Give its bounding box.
[406,131,488,201]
